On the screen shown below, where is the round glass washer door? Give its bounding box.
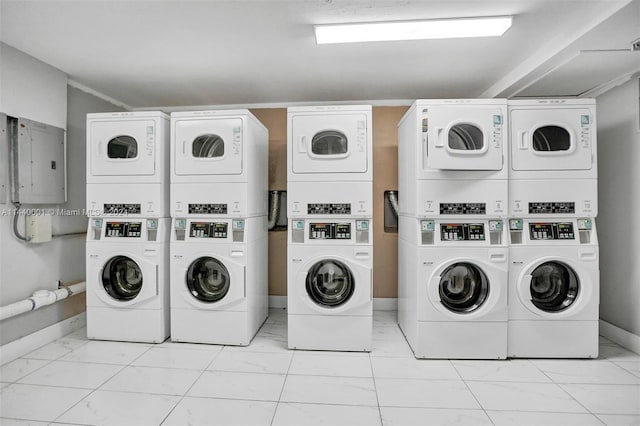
[306,259,355,307]
[186,257,231,303]
[438,262,489,313]
[102,255,143,301]
[529,261,579,312]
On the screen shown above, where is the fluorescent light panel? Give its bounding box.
[315,16,513,44]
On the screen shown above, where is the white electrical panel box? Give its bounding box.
[26,213,53,243]
[10,117,66,204]
[0,113,7,203]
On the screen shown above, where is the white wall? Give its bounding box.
[0,43,123,345]
[597,76,640,337]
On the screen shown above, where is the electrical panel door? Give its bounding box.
[11,117,66,204]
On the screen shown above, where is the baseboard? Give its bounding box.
[600,319,640,355]
[0,313,87,365]
[373,298,398,311]
[268,296,398,311]
[268,295,287,309]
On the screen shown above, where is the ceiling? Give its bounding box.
[1,0,639,109]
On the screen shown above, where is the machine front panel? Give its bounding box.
[440,202,487,215]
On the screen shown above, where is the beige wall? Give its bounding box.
[251,106,407,298]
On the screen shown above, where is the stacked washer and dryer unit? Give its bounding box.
[86,112,171,343]
[507,99,599,358]
[398,99,509,359]
[287,105,374,352]
[169,110,269,346]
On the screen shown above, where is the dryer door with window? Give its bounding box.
[183,255,245,309]
[291,114,368,174]
[98,254,158,307]
[173,118,243,176]
[510,108,593,171]
[424,106,504,170]
[89,120,157,176]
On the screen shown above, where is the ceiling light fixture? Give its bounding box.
[314,16,513,45]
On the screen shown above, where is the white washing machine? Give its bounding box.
[398,216,508,359]
[508,99,597,217]
[86,218,170,343]
[86,111,169,217]
[508,217,599,358]
[170,216,267,345]
[397,99,508,218]
[287,105,372,218]
[288,218,373,351]
[170,110,268,218]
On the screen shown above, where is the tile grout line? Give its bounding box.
[49,341,155,424]
[518,360,606,425]
[270,341,297,426]
[368,349,384,426]
[449,359,497,425]
[157,345,226,425]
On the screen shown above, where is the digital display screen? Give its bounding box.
[440,223,485,241]
[188,204,227,214]
[103,203,141,215]
[310,223,351,240]
[529,202,575,214]
[105,222,142,237]
[440,203,486,215]
[308,203,351,215]
[189,222,228,238]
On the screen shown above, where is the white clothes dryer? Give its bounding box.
[508,217,599,358]
[288,218,373,351]
[508,99,597,218]
[170,110,268,218]
[398,216,508,359]
[397,99,508,219]
[287,105,372,219]
[86,112,169,217]
[170,216,267,345]
[86,218,170,343]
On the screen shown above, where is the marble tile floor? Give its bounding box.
[1,309,638,426]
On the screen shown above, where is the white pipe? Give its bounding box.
[0,281,86,321]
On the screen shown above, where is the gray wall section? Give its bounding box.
[596,77,640,337]
[0,76,124,345]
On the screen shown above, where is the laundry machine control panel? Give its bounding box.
[529,222,574,240]
[105,221,142,238]
[189,222,228,238]
[290,219,370,244]
[309,223,351,240]
[440,223,485,241]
